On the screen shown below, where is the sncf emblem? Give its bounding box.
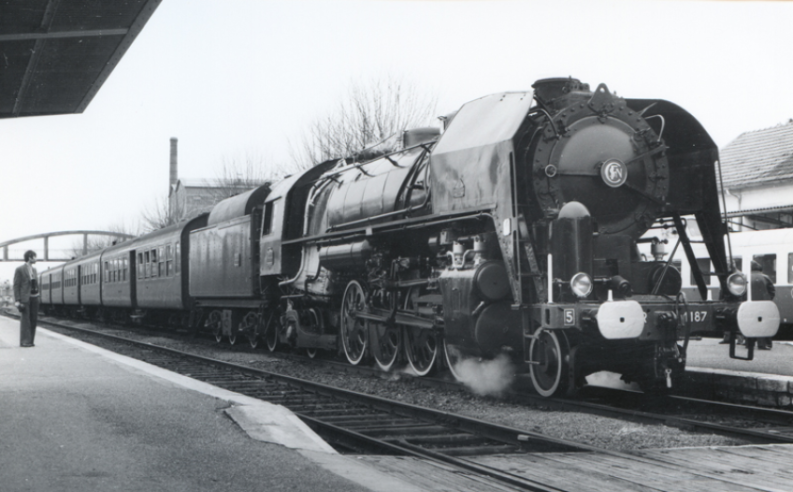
[601,159,628,188]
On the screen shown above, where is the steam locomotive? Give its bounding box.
[39,78,780,397]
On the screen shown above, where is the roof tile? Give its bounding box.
[719,120,793,189]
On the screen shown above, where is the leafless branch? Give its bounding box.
[292,75,439,169]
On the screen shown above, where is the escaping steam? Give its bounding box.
[448,349,515,397]
[585,371,641,391]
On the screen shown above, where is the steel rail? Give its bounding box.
[11,312,790,492]
[23,315,597,492]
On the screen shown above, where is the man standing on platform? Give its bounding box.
[14,250,39,347]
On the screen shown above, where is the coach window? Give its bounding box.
[166,245,173,276]
[753,254,777,283]
[158,246,165,277]
[149,250,155,277]
[104,262,109,283]
[137,253,144,279]
[123,257,128,282]
[692,258,711,286]
[145,251,150,278]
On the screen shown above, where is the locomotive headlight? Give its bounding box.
[727,272,747,296]
[570,272,593,298]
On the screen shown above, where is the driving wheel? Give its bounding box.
[340,280,368,365]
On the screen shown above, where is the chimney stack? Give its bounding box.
[169,137,178,192]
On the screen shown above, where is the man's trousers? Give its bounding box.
[20,297,39,346]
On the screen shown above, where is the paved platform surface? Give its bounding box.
[0,316,423,492]
[688,337,793,376]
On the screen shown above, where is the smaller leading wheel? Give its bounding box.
[340,280,368,365]
[528,329,570,397]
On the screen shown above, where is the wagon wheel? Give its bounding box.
[227,319,238,346]
[402,287,439,376]
[206,311,223,343]
[239,311,260,349]
[264,310,280,353]
[371,292,401,372]
[529,329,570,397]
[304,309,322,359]
[340,280,368,366]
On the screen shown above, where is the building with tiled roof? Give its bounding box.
[718,119,793,231]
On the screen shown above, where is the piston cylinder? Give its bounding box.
[318,240,372,270]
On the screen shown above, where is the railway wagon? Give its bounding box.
[99,239,136,316]
[74,251,102,315]
[189,186,269,344]
[62,262,80,306]
[39,271,50,305]
[132,214,207,325]
[48,265,64,308]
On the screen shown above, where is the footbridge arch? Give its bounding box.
[0,231,135,262]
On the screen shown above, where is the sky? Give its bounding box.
[1,0,793,283]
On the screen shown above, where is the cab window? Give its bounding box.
[691,258,711,286]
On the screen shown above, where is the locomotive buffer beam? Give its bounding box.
[357,307,436,330]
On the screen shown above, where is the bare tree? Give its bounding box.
[293,75,439,168]
[200,151,278,203]
[68,221,139,258]
[141,194,179,232]
[141,151,278,232]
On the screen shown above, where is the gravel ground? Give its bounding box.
[60,321,753,452]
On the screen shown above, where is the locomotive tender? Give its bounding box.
[39,78,780,397]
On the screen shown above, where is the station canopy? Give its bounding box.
[0,0,161,118]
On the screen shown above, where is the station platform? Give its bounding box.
[685,338,793,407]
[0,316,423,492]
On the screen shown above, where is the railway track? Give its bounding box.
[25,311,793,447]
[20,315,604,492]
[10,312,793,491]
[526,387,793,445]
